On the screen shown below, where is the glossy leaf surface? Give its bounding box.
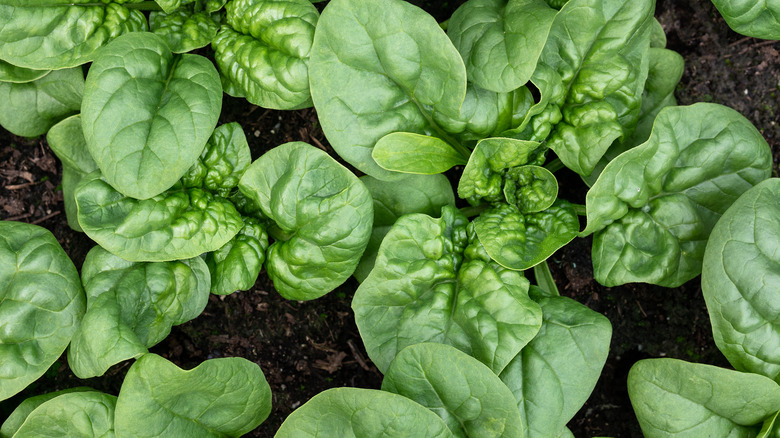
[181,122,252,195]
[9,391,116,438]
[0,388,94,437]
[150,6,221,53]
[711,0,780,39]
[372,132,467,175]
[206,218,269,295]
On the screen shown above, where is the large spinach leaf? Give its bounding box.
[702,178,780,381]
[711,0,780,40]
[583,103,772,287]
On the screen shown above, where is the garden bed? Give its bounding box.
[1,0,779,436]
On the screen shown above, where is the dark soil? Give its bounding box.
[1,1,779,436]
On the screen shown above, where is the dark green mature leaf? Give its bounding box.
[373,132,468,174]
[500,291,611,438]
[0,60,49,83]
[76,172,244,262]
[0,1,148,70]
[711,0,780,39]
[355,174,455,282]
[628,359,780,437]
[474,201,579,270]
[532,0,654,176]
[309,0,467,180]
[353,207,542,374]
[8,391,117,438]
[115,354,271,437]
[382,343,525,438]
[703,178,780,381]
[0,222,85,402]
[583,103,772,287]
[68,246,211,378]
[81,32,222,200]
[213,0,318,109]
[0,388,94,437]
[206,218,269,295]
[448,0,557,93]
[275,387,454,438]
[238,142,373,300]
[0,67,83,137]
[150,6,221,53]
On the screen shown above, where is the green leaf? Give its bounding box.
[711,0,780,40]
[9,391,117,438]
[68,246,211,378]
[500,291,611,438]
[628,359,780,438]
[181,122,252,194]
[759,411,780,438]
[81,32,222,200]
[75,172,244,262]
[354,174,456,282]
[115,353,271,437]
[0,67,83,137]
[0,222,85,402]
[275,387,454,438]
[474,201,579,270]
[213,0,318,109]
[0,388,95,437]
[238,142,373,300]
[448,0,557,92]
[353,206,543,374]
[382,343,525,438]
[309,0,467,180]
[702,178,780,381]
[150,6,221,53]
[583,103,772,287]
[155,0,182,13]
[503,165,558,213]
[532,0,654,176]
[372,132,468,174]
[0,60,49,83]
[0,1,148,70]
[206,218,269,295]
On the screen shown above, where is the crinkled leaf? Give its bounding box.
[0,67,83,137]
[181,122,252,195]
[702,178,780,381]
[275,387,453,438]
[68,246,211,378]
[9,391,116,438]
[372,132,468,175]
[238,142,373,300]
[711,0,780,40]
[115,353,271,437]
[0,222,85,402]
[583,103,772,287]
[150,7,221,53]
[500,291,611,438]
[628,359,780,438]
[353,206,543,374]
[213,0,318,109]
[155,0,181,13]
[309,0,467,180]
[458,137,544,204]
[532,0,654,176]
[75,172,244,262]
[0,60,49,83]
[382,343,525,438]
[355,174,455,282]
[0,1,148,70]
[0,387,94,437]
[448,0,557,92]
[474,201,579,270]
[206,218,269,295]
[503,165,558,213]
[81,32,222,200]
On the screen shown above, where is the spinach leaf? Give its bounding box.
[81,32,222,200]
[68,246,211,378]
[448,0,557,93]
[309,0,467,180]
[150,5,221,53]
[583,103,772,287]
[275,387,454,438]
[0,222,85,402]
[7,391,117,438]
[0,60,49,83]
[628,358,780,437]
[353,206,543,374]
[0,1,147,70]
[181,122,252,195]
[711,0,780,40]
[382,343,524,437]
[1,388,95,437]
[206,218,268,295]
[0,67,83,137]
[115,354,271,437]
[372,132,468,175]
[238,142,373,300]
[213,0,318,109]
[702,178,780,381]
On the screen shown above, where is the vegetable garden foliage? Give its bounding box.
[0,0,777,435]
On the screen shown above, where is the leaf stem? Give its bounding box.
[533,261,559,296]
[545,158,564,173]
[439,19,450,31]
[571,203,587,216]
[459,204,489,218]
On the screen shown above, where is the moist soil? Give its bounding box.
[1,1,779,436]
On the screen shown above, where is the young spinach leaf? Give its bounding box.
[711,0,780,40]
[6,391,117,438]
[150,5,221,53]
